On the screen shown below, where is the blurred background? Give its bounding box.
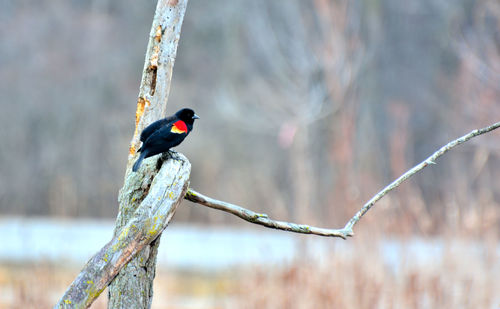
[1,0,500,308]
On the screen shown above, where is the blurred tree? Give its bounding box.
[0,0,499,236]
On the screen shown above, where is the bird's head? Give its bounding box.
[175,108,200,125]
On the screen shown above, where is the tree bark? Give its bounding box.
[54,156,191,308]
[107,0,188,308]
[54,1,189,308]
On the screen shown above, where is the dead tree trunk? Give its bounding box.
[108,0,189,308]
[54,1,189,308]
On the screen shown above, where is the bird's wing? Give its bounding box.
[144,122,185,148]
[139,116,176,143]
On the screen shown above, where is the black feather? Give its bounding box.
[132,108,199,172]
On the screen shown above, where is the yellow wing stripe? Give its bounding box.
[171,121,188,134]
[171,126,186,134]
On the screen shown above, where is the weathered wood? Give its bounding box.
[128,0,189,158]
[55,0,189,308]
[185,189,351,238]
[54,154,191,308]
[108,0,189,308]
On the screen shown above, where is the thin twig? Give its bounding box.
[186,121,500,239]
[343,121,500,232]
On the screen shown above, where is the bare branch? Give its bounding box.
[186,121,500,238]
[185,189,351,239]
[343,121,500,232]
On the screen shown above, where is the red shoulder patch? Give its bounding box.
[171,120,188,134]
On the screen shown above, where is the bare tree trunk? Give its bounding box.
[107,0,188,308]
[54,2,189,304]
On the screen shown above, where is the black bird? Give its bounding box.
[133,108,199,172]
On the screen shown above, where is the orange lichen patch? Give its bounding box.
[149,45,160,69]
[129,97,150,154]
[168,0,179,6]
[135,97,148,128]
[154,25,162,43]
[129,144,136,155]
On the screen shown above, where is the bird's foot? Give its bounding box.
[160,150,181,162]
[169,150,182,161]
[157,151,181,169]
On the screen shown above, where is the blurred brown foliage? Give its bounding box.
[0,0,499,236]
[237,238,500,308]
[2,236,499,308]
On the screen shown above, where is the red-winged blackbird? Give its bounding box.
[132,108,199,172]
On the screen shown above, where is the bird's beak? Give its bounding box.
[192,114,200,120]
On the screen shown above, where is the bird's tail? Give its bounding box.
[132,151,147,172]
